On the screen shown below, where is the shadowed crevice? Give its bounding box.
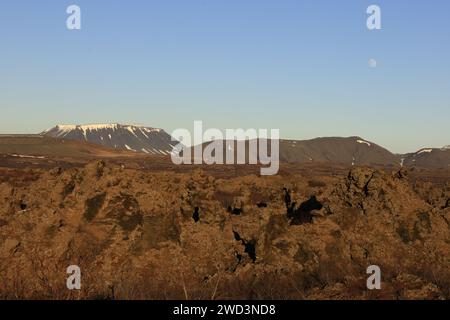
[284,188,323,225]
[232,230,257,263]
[192,206,200,223]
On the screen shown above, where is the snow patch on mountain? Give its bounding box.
[125,144,136,152]
[356,139,371,147]
[417,149,433,155]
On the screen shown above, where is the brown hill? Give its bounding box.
[0,135,135,159]
[280,137,399,166]
[403,148,450,169]
[182,136,400,167]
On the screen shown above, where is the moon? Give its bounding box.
[368,59,377,68]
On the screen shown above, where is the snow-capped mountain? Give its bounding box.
[42,124,178,155]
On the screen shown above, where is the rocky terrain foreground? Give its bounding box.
[0,161,449,299]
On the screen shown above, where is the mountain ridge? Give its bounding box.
[184,136,401,167]
[42,123,177,156]
[3,123,448,168]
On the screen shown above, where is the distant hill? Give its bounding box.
[0,135,132,158]
[182,136,400,167]
[42,124,177,156]
[402,147,450,168]
[279,137,399,166]
[4,125,448,169]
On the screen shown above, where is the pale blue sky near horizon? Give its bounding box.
[1,0,449,153]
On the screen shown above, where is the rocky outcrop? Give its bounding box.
[0,162,448,299]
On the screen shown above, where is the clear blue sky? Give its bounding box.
[1,0,449,153]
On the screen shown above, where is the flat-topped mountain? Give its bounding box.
[42,124,178,156]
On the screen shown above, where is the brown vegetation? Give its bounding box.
[0,160,449,300]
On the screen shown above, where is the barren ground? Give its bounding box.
[0,156,449,299]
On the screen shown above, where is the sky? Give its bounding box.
[1,0,449,153]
